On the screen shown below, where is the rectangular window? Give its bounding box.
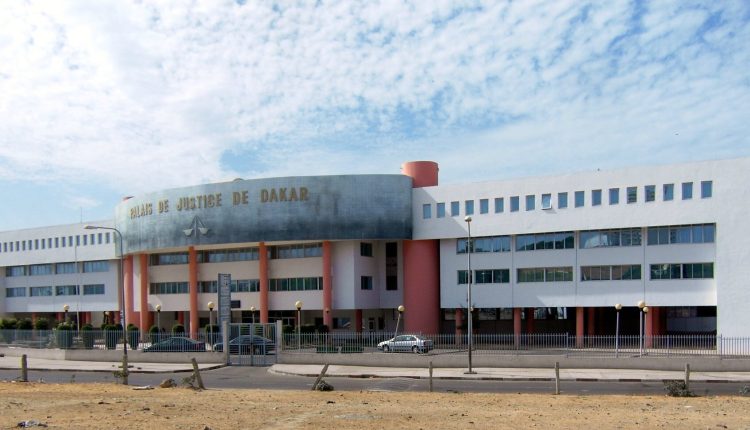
[97,233,103,244]
[457,236,510,254]
[516,232,574,251]
[76,235,80,246]
[55,237,59,248]
[510,196,519,212]
[360,276,373,290]
[55,285,79,296]
[494,198,504,213]
[105,232,111,243]
[6,266,26,277]
[82,261,109,273]
[34,239,39,249]
[558,192,568,209]
[541,194,552,209]
[647,224,715,245]
[83,284,105,295]
[609,188,619,205]
[701,180,712,198]
[627,186,637,204]
[575,191,584,207]
[682,182,693,200]
[451,201,460,217]
[479,199,489,214]
[664,184,674,201]
[29,264,53,276]
[6,287,26,298]
[360,242,373,257]
[149,282,190,294]
[465,200,474,215]
[422,203,432,219]
[204,248,260,262]
[30,286,53,297]
[650,263,713,280]
[645,185,655,202]
[436,202,446,218]
[150,252,190,265]
[457,270,472,285]
[592,189,602,206]
[517,267,572,283]
[82,235,87,246]
[385,242,398,291]
[473,269,510,284]
[525,195,535,211]
[55,262,77,274]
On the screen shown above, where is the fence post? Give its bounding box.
[191,357,205,390]
[312,363,329,391]
[717,334,723,358]
[21,354,28,382]
[429,361,433,393]
[554,362,560,395]
[684,363,690,393]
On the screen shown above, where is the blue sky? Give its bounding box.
[1,1,748,231]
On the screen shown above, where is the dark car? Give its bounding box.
[143,336,206,352]
[212,335,275,354]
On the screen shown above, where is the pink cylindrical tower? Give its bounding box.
[401,161,440,334]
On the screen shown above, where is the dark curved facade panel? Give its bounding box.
[115,175,413,254]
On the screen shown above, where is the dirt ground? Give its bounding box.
[1,381,749,429]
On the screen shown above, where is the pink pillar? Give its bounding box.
[177,311,185,325]
[455,308,464,345]
[645,307,655,348]
[139,254,151,331]
[355,309,363,333]
[576,307,584,348]
[526,308,535,334]
[188,246,198,339]
[322,241,333,329]
[513,308,522,346]
[259,242,269,324]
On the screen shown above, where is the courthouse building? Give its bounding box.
[1,157,748,338]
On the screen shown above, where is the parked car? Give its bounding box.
[377,334,433,353]
[212,335,275,354]
[143,336,206,352]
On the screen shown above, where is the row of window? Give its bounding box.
[0,232,112,254]
[455,263,713,284]
[149,244,324,266]
[5,261,109,277]
[198,279,261,293]
[423,181,713,219]
[5,284,105,297]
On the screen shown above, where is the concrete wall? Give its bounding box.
[0,346,225,364]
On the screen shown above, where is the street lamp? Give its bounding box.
[63,304,69,324]
[104,311,110,325]
[208,301,215,343]
[614,303,622,357]
[155,304,161,332]
[85,224,128,384]
[394,305,405,338]
[637,300,646,356]
[295,300,303,351]
[250,306,256,325]
[464,215,476,374]
[642,306,649,356]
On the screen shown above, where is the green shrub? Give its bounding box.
[55,323,74,349]
[103,324,122,350]
[172,324,185,335]
[663,380,694,397]
[81,324,95,349]
[126,324,140,349]
[34,318,50,330]
[17,318,33,330]
[0,318,18,330]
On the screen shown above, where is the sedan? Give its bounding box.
[377,334,433,353]
[213,335,275,355]
[143,337,206,352]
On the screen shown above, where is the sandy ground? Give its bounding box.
[1,381,750,429]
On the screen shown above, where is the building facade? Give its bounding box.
[1,158,748,337]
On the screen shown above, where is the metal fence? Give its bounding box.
[0,329,221,352]
[281,332,750,358]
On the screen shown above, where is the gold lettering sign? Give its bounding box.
[260,187,308,203]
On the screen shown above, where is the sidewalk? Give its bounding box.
[269,364,750,383]
[0,355,224,373]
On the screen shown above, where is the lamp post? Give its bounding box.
[85,225,128,384]
[394,305,405,338]
[295,301,303,351]
[250,306,256,325]
[208,301,215,344]
[614,303,622,358]
[104,311,110,325]
[642,306,649,356]
[637,300,646,356]
[155,304,161,332]
[63,304,69,324]
[465,215,476,374]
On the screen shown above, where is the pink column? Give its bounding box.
[322,241,333,329]
[455,308,464,345]
[188,246,198,339]
[526,308,535,334]
[259,242,269,324]
[355,309,362,333]
[576,307,584,347]
[645,307,655,348]
[139,254,151,331]
[513,308,522,346]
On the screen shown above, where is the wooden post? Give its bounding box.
[684,363,690,393]
[554,362,560,395]
[312,364,329,391]
[21,354,28,382]
[121,354,129,385]
[191,358,205,390]
[429,361,434,393]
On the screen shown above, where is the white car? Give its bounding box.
[377,334,433,353]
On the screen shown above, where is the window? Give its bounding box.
[82,235,87,246]
[663,184,674,201]
[150,252,189,265]
[510,196,519,212]
[360,242,373,257]
[575,191,584,207]
[360,276,373,290]
[494,198,504,213]
[29,264,53,276]
[385,242,398,291]
[645,185,655,202]
[269,277,323,291]
[83,261,109,273]
[647,224,715,245]
[581,265,641,281]
[83,284,105,295]
[580,228,642,248]
[592,189,602,206]
[30,286,53,297]
[701,181,712,198]
[650,263,713,280]
[105,232,111,243]
[6,287,26,297]
[627,186,637,203]
[451,201,460,217]
[270,243,322,259]
[609,188,619,205]
[525,195,535,211]
[479,199,489,214]
[149,282,189,294]
[682,182,693,200]
[558,192,568,209]
[541,194,552,209]
[56,285,79,296]
[204,248,259,262]
[517,267,572,283]
[436,202,446,218]
[457,236,511,253]
[422,203,431,219]
[516,232,574,251]
[465,200,474,215]
[457,270,472,284]
[474,269,510,284]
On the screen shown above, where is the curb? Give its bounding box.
[0,363,227,374]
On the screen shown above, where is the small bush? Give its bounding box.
[739,385,750,396]
[172,324,185,334]
[17,319,33,330]
[663,380,694,397]
[0,318,18,330]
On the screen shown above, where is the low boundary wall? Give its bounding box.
[0,346,225,364]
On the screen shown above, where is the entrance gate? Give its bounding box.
[226,323,278,366]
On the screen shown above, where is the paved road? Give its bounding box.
[1,366,747,396]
